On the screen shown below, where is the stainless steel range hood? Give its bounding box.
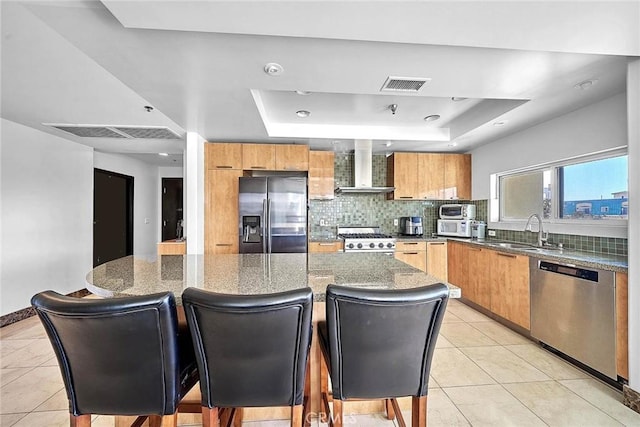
[335,140,395,194]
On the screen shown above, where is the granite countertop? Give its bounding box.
[86,253,460,303]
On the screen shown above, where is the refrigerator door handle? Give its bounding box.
[262,198,268,253]
[267,198,273,253]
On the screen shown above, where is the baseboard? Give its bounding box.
[624,385,640,414]
[0,289,91,328]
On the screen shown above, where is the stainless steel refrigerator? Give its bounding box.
[238,177,308,253]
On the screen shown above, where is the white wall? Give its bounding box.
[185,133,205,254]
[94,152,159,255]
[0,119,93,315]
[471,93,628,199]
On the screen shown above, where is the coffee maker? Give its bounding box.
[399,217,423,236]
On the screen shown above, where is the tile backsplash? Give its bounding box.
[309,154,627,257]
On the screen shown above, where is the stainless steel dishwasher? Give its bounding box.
[530,258,617,379]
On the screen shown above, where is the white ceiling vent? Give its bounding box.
[45,124,181,139]
[380,76,431,93]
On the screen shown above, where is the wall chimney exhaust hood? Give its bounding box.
[335,140,395,194]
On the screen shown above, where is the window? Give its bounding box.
[493,150,628,225]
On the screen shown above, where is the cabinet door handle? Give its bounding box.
[215,165,233,169]
[251,166,266,169]
[429,242,446,245]
[404,252,419,255]
[399,196,414,199]
[497,252,517,258]
[469,247,481,252]
[216,243,232,247]
[318,243,335,246]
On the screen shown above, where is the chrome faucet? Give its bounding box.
[525,213,548,247]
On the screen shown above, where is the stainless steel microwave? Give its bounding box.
[439,204,476,220]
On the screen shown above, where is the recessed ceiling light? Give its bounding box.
[424,114,440,122]
[263,62,284,76]
[296,110,310,118]
[451,97,467,102]
[295,90,311,95]
[448,142,458,147]
[493,120,508,126]
[385,142,393,147]
[574,79,598,90]
[159,152,169,156]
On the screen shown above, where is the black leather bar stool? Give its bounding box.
[182,287,313,427]
[31,291,199,427]
[318,283,449,427]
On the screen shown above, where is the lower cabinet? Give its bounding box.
[308,241,343,253]
[616,272,628,380]
[395,241,427,272]
[426,241,448,281]
[489,250,530,330]
[447,241,530,330]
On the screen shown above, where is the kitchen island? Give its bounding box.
[86,252,460,301]
[86,252,459,424]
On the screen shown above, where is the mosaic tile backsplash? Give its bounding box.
[309,154,627,257]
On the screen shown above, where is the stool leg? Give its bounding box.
[411,396,427,427]
[332,399,343,427]
[385,399,395,420]
[303,357,311,427]
[70,414,91,427]
[148,414,177,427]
[202,407,220,427]
[320,354,330,423]
[291,404,303,427]
[233,408,243,427]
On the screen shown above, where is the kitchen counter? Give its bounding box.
[86,252,461,302]
[448,238,628,273]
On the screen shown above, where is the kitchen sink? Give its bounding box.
[487,242,535,249]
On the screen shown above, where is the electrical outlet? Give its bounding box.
[488,230,496,237]
[320,219,326,226]
[393,218,398,226]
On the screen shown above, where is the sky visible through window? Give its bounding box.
[562,155,628,201]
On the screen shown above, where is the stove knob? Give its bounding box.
[387,242,394,248]
[347,243,354,249]
[369,243,375,248]
[357,243,363,249]
[378,243,384,248]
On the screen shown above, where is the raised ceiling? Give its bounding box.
[1,1,638,165]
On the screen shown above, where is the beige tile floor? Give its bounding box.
[2,299,639,426]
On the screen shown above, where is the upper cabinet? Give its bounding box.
[386,153,419,200]
[206,142,242,170]
[309,151,335,200]
[242,144,276,170]
[444,154,471,200]
[387,152,471,200]
[275,144,309,171]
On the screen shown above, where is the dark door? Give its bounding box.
[93,169,133,267]
[162,178,183,241]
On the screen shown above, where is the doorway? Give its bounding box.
[93,169,133,267]
[161,178,183,241]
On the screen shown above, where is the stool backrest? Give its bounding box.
[325,283,449,400]
[182,287,313,408]
[31,291,183,416]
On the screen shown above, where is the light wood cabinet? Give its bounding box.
[467,246,491,309]
[308,241,343,253]
[242,144,276,170]
[387,152,471,200]
[205,142,242,170]
[443,154,471,200]
[309,151,335,199]
[489,250,530,329]
[395,241,427,272]
[418,153,444,199]
[387,153,419,200]
[275,144,309,171]
[616,272,628,380]
[205,169,243,254]
[157,240,186,255]
[426,241,448,281]
[447,241,468,293]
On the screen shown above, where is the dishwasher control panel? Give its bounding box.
[538,260,599,282]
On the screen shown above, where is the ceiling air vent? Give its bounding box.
[380,76,431,93]
[45,124,182,139]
